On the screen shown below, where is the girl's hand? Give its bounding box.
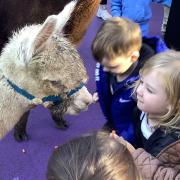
[110,131,136,153]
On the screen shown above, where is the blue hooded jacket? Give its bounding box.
[111,0,172,36]
[95,36,168,144]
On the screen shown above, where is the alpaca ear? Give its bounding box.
[63,0,100,45]
[33,0,77,54]
[33,16,57,55]
[55,0,77,33]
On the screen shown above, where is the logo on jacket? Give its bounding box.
[95,63,100,81]
[119,98,131,103]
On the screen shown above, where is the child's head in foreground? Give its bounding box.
[134,50,180,129]
[92,17,142,75]
[47,131,141,180]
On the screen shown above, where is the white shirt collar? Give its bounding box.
[140,112,155,139]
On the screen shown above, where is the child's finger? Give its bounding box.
[110,131,136,153]
[92,92,99,102]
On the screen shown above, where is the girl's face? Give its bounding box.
[136,70,170,117]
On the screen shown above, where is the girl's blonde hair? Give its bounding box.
[47,131,141,180]
[134,50,180,130]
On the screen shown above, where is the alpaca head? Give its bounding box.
[0,0,93,113]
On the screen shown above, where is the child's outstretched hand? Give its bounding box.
[92,92,99,103]
[110,130,136,153]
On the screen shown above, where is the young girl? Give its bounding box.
[47,131,141,180]
[118,50,180,179]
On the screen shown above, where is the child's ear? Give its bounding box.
[167,104,172,111]
[131,51,140,63]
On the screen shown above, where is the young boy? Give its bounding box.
[92,17,167,144]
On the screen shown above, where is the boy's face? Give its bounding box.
[101,55,135,74]
[136,70,170,117]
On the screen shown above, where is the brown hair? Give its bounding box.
[134,50,180,130]
[92,17,142,63]
[47,131,141,180]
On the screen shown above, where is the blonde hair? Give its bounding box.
[47,131,141,180]
[134,50,180,129]
[92,17,142,62]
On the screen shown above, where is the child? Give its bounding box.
[111,0,172,36]
[47,131,141,180]
[130,50,180,179]
[97,0,112,20]
[92,17,167,144]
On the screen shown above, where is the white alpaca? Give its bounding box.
[0,1,94,140]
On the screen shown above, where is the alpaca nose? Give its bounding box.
[85,100,91,106]
[78,86,93,106]
[85,95,93,106]
[84,93,93,105]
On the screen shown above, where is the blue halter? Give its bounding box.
[7,79,85,105]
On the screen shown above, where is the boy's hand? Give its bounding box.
[110,131,136,153]
[92,92,99,103]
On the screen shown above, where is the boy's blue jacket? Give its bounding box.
[111,0,172,36]
[95,36,168,144]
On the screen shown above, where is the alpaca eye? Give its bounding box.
[50,81,59,86]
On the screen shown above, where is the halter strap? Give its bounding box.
[6,79,85,105]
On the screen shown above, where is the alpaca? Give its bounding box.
[0,0,99,140]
